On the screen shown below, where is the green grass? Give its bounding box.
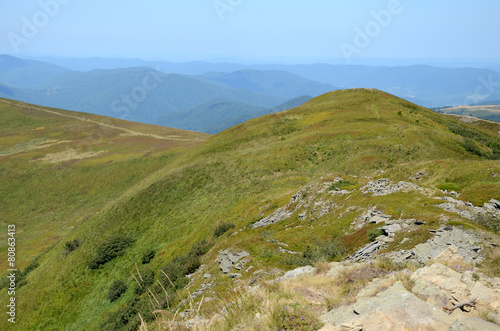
[2,90,500,330]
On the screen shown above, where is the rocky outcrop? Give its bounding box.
[351,207,392,229]
[437,197,500,221]
[251,187,311,228]
[385,226,485,265]
[216,249,250,275]
[348,224,486,266]
[320,261,500,330]
[361,178,425,196]
[275,266,316,282]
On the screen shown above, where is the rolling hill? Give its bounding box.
[201,69,336,99]
[0,98,209,274]
[0,55,70,88]
[435,104,500,122]
[27,55,500,107]
[155,95,313,134]
[1,90,499,330]
[0,67,288,123]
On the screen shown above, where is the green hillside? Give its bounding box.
[0,98,209,273]
[1,89,500,330]
[435,104,500,122]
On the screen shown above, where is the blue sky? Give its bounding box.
[1,0,499,64]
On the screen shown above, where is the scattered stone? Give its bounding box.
[348,241,381,262]
[383,226,485,265]
[351,206,391,229]
[437,197,500,221]
[361,179,425,196]
[275,266,316,281]
[217,249,250,274]
[278,246,301,255]
[414,171,426,180]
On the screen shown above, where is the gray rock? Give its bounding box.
[217,249,250,274]
[449,317,500,331]
[361,179,424,196]
[321,282,453,329]
[275,266,316,281]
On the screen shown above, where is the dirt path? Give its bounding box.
[0,99,198,141]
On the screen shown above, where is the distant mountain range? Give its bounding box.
[1,54,500,131]
[156,95,313,134]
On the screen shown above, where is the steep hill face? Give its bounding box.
[1,90,499,330]
[0,98,209,273]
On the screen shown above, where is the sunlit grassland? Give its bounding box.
[2,89,500,330]
[0,99,210,273]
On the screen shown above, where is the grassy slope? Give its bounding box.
[0,98,209,273]
[2,89,500,330]
[436,104,500,122]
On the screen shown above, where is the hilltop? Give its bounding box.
[0,89,499,330]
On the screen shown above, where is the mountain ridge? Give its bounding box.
[0,90,499,330]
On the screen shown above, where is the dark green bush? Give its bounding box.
[367,228,384,242]
[108,280,127,302]
[141,249,156,264]
[286,240,346,266]
[89,235,135,269]
[329,180,355,191]
[134,268,156,295]
[213,222,236,238]
[159,240,212,290]
[101,296,152,331]
[64,239,81,253]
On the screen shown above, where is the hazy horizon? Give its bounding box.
[1,0,499,67]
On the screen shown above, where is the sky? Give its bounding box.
[1,0,499,65]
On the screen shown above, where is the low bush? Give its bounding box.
[474,212,500,233]
[159,239,212,290]
[64,239,81,253]
[285,239,346,266]
[89,235,135,269]
[213,222,236,238]
[134,268,156,295]
[141,249,155,264]
[273,303,322,331]
[108,280,127,302]
[367,228,384,242]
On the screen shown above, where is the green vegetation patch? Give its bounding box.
[88,235,135,269]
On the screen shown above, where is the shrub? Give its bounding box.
[367,228,384,242]
[159,240,212,290]
[329,180,355,191]
[273,303,322,331]
[108,280,127,302]
[286,239,346,266]
[89,235,135,269]
[64,239,81,253]
[141,249,156,264]
[213,222,236,238]
[474,212,500,233]
[101,296,153,331]
[134,268,155,295]
[189,239,212,257]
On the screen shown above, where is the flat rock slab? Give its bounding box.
[321,281,456,330]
